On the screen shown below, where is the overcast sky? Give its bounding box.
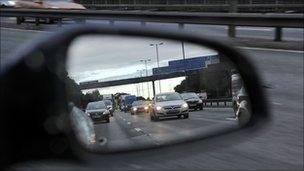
[67,35,217,97]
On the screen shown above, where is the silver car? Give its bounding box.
[150,92,189,121]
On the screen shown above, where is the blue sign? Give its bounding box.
[153,55,218,75]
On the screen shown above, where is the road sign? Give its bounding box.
[153,55,218,75]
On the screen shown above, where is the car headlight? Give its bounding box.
[198,99,202,103]
[133,107,137,111]
[182,103,188,108]
[103,111,109,115]
[144,106,149,110]
[156,106,162,111]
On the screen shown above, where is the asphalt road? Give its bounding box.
[1,16,304,41]
[93,109,237,152]
[1,27,303,170]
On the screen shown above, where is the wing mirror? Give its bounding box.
[1,25,269,158]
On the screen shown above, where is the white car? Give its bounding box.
[150,92,189,121]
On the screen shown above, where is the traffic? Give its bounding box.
[63,34,251,151]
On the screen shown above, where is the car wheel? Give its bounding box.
[184,114,189,119]
[106,118,110,123]
[16,17,22,25]
[154,115,159,121]
[150,115,154,121]
[200,105,203,110]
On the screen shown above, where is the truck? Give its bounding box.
[121,95,137,112]
[102,94,113,101]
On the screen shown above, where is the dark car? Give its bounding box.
[85,101,110,123]
[181,92,203,110]
[130,100,150,115]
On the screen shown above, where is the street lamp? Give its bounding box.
[137,69,144,97]
[150,42,163,93]
[140,58,151,98]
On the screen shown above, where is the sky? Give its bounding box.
[67,35,218,98]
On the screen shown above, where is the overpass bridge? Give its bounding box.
[79,69,200,96]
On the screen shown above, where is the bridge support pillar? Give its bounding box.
[274,27,282,41]
[152,81,156,97]
[228,25,236,38]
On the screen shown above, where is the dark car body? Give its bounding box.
[85,101,110,123]
[181,92,203,110]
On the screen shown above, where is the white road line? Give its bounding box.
[134,128,142,132]
[191,116,236,123]
[238,46,304,53]
[226,117,238,121]
[272,102,282,106]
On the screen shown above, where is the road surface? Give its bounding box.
[1,16,303,41]
[93,109,237,152]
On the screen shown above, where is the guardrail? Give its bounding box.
[82,3,304,13]
[202,98,232,108]
[1,9,303,41]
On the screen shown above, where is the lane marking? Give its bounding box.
[226,117,238,121]
[134,128,142,132]
[238,46,304,53]
[191,116,236,124]
[127,122,131,125]
[272,102,282,106]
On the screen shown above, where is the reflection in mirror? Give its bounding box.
[66,35,251,152]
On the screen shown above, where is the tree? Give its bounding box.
[65,76,83,108]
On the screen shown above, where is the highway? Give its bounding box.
[1,27,303,170]
[94,108,237,152]
[1,16,304,41]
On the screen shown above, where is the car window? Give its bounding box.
[155,93,182,102]
[181,93,199,99]
[86,101,106,110]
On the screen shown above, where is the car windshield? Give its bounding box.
[155,93,182,102]
[132,100,144,106]
[181,93,199,99]
[86,101,106,110]
[103,100,112,106]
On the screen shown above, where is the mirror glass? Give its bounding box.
[66,35,251,152]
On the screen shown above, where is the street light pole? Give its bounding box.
[140,58,151,99]
[181,41,188,91]
[150,42,163,93]
[137,69,144,97]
